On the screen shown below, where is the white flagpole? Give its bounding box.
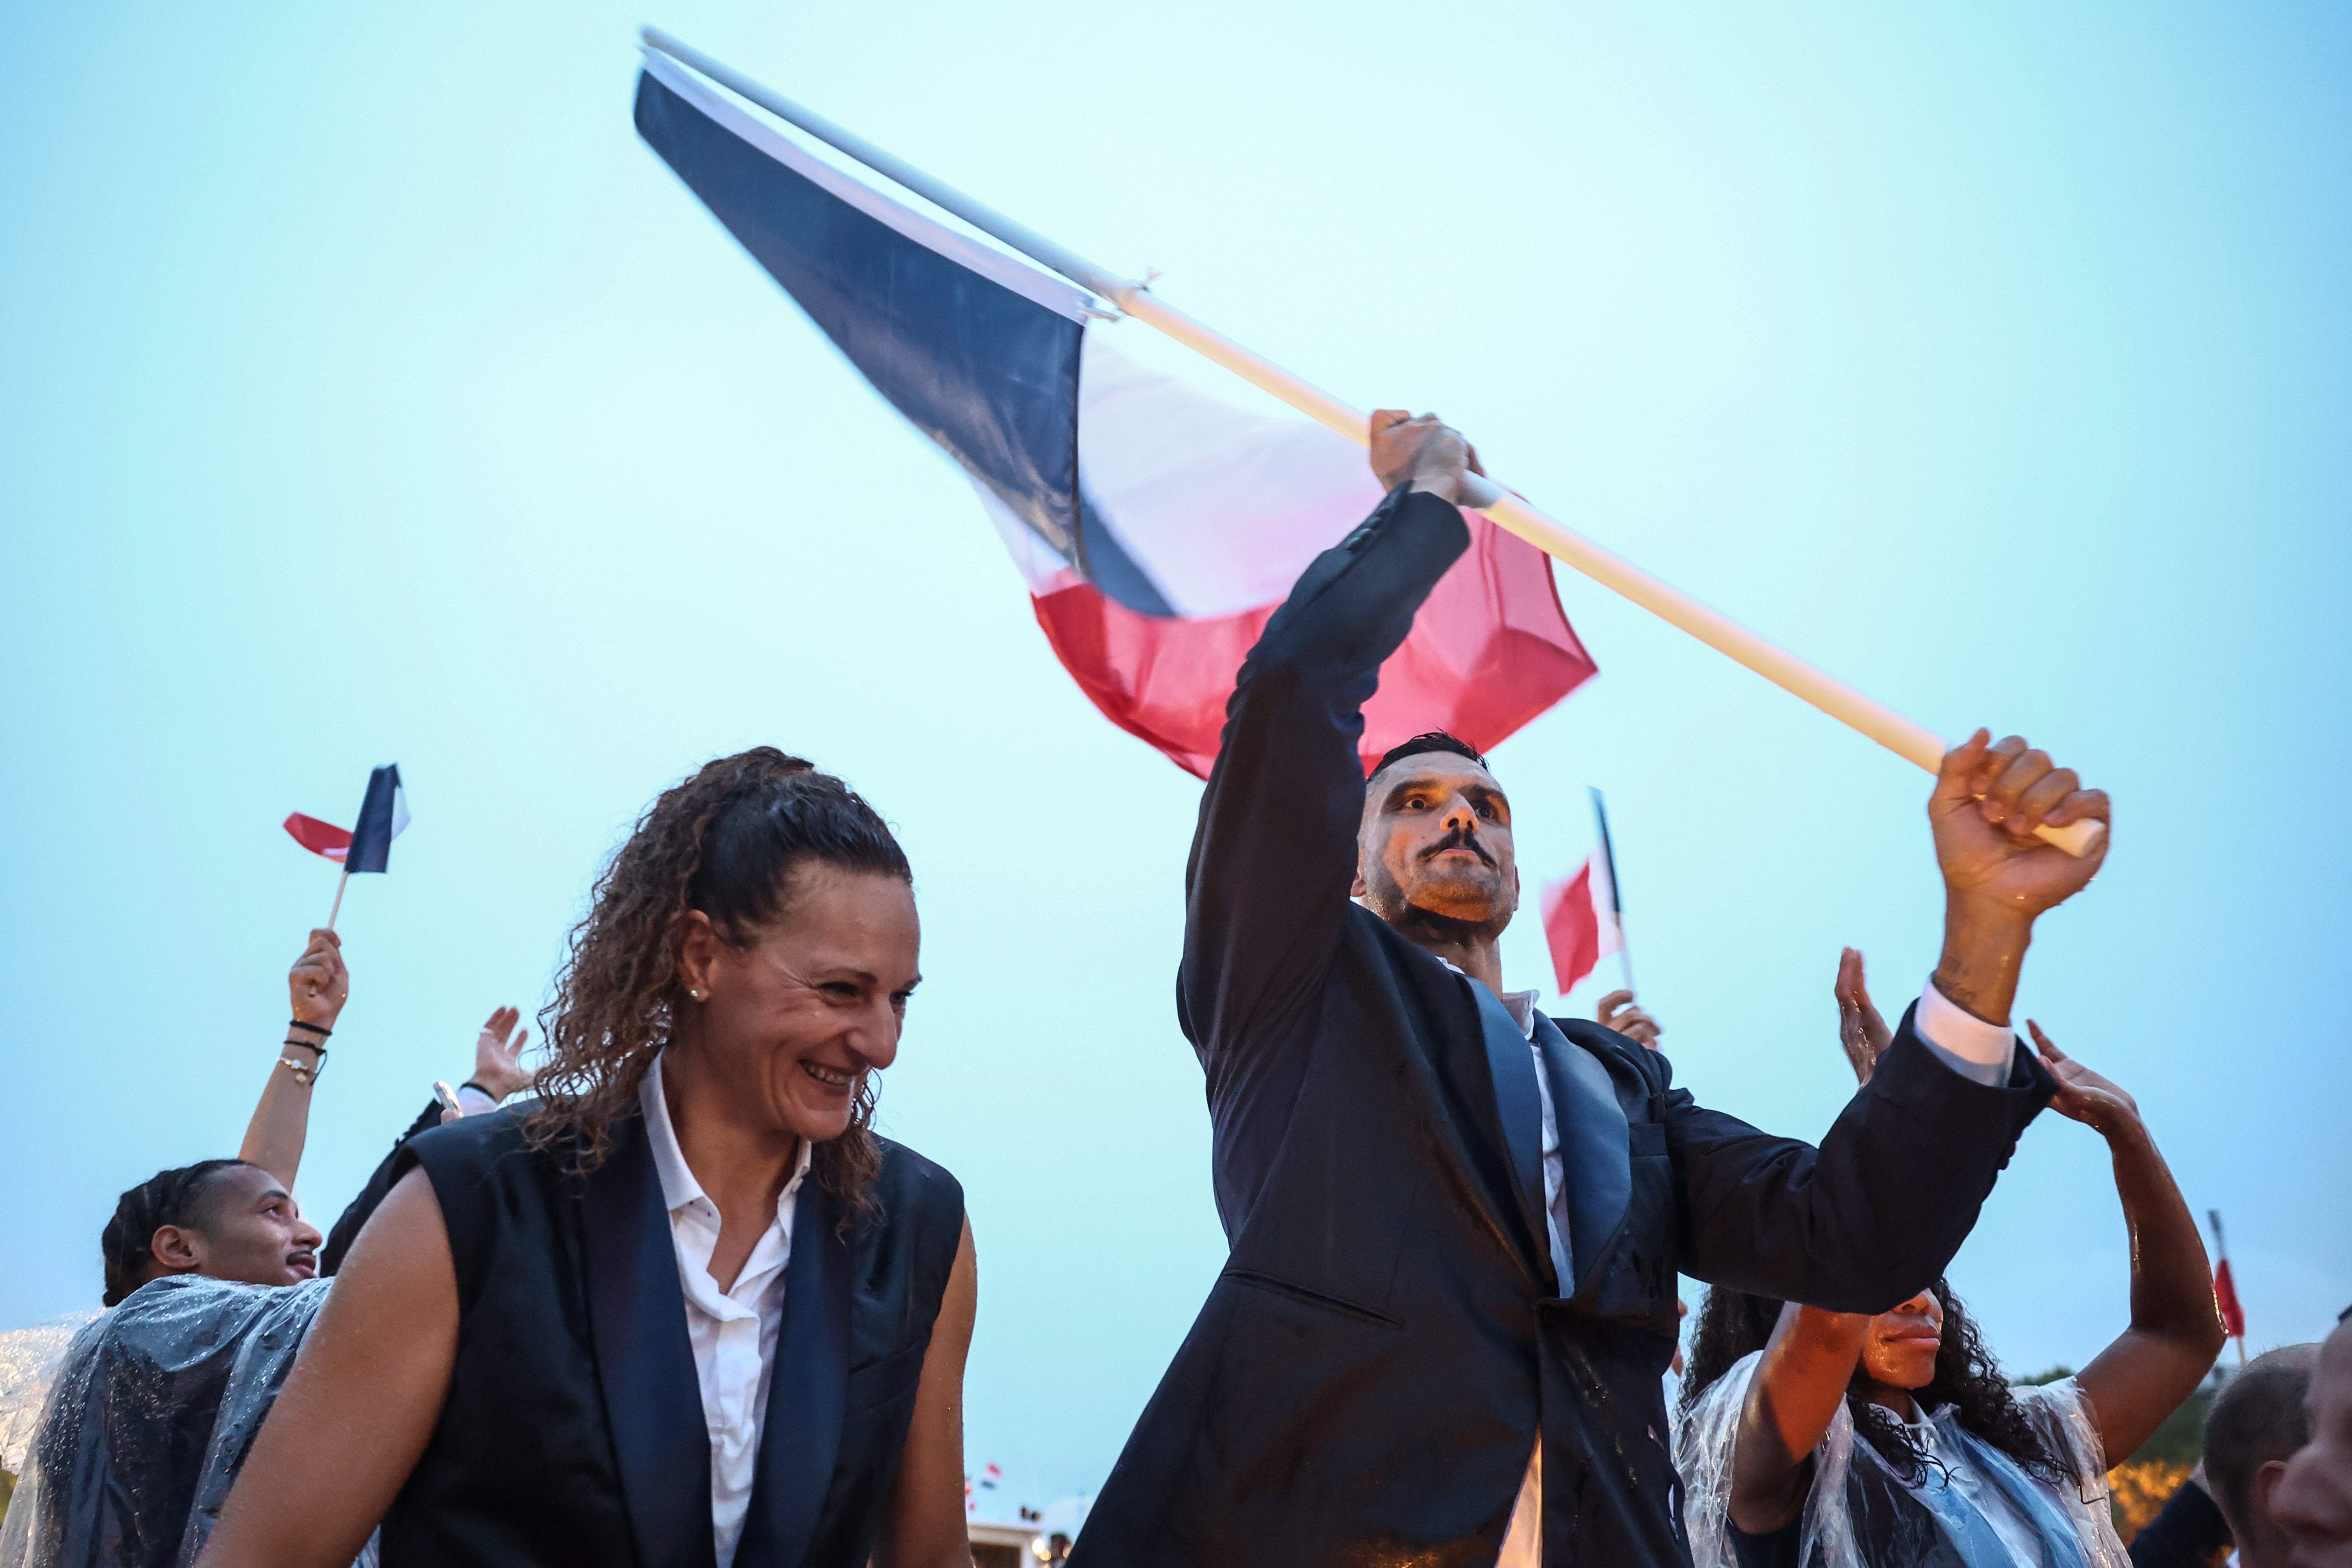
[640,29,2101,858]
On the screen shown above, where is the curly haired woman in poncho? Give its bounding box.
[1675,951,2224,1568]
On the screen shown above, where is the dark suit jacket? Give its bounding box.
[320,1098,441,1275]
[1070,486,2057,1568]
[378,1107,964,1568]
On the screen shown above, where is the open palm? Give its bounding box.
[2027,1021,2139,1134]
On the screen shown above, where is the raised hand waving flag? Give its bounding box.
[633,50,1594,777]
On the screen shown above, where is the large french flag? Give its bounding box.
[635,53,1595,777]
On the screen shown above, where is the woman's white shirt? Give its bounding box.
[640,1055,814,1568]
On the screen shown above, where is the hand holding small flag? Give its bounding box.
[1594,991,1662,1051]
[288,929,350,1034]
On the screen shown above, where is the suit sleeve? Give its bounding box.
[1177,486,1470,1080]
[320,1099,443,1276]
[1665,1003,2056,1312]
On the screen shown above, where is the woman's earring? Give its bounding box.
[687,988,704,1001]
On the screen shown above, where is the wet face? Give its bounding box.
[1858,1289,1946,1392]
[683,865,921,1149]
[2275,1322,2352,1568]
[150,1164,322,1290]
[1353,754,1519,932]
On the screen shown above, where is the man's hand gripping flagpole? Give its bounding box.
[639,26,2105,859]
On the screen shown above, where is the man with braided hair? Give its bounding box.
[4,932,534,1568]
[1073,411,2113,1568]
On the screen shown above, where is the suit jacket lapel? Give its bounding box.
[582,1113,716,1568]
[1468,981,1553,1285]
[1532,1015,1633,1297]
[735,1171,851,1568]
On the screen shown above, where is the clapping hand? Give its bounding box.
[2027,1021,2141,1137]
[288,929,350,1032]
[1835,948,1893,1085]
[1595,990,1663,1051]
[471,1007,535,1102]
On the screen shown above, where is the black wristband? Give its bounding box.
[458,1080,499,1101]
[282,1040,327,1062]
[287,1019,332,1037]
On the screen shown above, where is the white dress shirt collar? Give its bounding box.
[1436,956,1541,1039]
[642,1053,814,1221]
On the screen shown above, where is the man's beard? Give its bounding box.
[1380,828,1509,943]
[1394,902,1498,946]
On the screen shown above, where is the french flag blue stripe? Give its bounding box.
[636,65,1090,570]
[343,764,404,874]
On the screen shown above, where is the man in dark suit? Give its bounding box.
[1071,411,2112,1568]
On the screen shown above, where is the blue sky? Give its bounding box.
[4,0,2347,1519]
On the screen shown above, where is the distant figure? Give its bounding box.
[2121,1458,2231,1568]
[2199,1343,2321,1568]
[1676,960,2223,1568]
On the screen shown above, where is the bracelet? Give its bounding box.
[282,1037,327,1059]
[277,1054,321,1088]
[458,1080,499,1102]
[288,1019,332,1037]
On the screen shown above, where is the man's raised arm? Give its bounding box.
[1670,732,2114,1310]
[1178,415,1479,1063]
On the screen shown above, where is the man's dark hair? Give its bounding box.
[1371,731,1489,781]
[100,1158,254,1307]
[2205,1345,2320,1538]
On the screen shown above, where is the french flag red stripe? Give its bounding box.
[282,812,353,863]
[1032,512,1590,779]
[1542,852,1623,995]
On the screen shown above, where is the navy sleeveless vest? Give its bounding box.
[377,1105,964,1568]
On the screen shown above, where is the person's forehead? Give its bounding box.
[1371,753,1505,798]
[217,1165,290,1209]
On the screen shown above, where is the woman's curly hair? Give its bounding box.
[529,747,912,1230]
[1681,1279,2066,1486]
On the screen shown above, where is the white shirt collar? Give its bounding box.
[640,1050,814,1219]
[1436,957,1542,1039]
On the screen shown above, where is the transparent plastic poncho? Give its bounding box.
[1675,1349,2129,1568]
[0,1276,367,1568]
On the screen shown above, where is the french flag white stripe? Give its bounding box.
[1076,338,1387,619]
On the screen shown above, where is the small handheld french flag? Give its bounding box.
[284,765,410,870]
[1542,789,1630,997]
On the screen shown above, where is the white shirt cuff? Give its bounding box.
[1911,981,2017,1087]
[456,1083,501,1116]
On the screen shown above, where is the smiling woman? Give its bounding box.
[192,749,979,1568]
